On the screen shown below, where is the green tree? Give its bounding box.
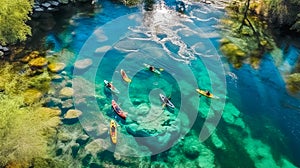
[261,0,300,31]
[0,0,33,45]
[0,64,61,167]
[219,0,273,68]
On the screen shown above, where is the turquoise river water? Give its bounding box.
[44,0,300,167]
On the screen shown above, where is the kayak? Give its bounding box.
[112,100,127,119]
[104,80,120,94]
[196,89,215,98]
[110,120,117,144]
[120,69,131,83]
[159,93,175,108]
[143,63,161,75]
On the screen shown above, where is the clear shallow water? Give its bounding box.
[46,0,300,167]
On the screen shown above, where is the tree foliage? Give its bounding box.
[257,0,300,31]
[0,0,33,45]
[0,64,60,167]
[219,0,274,68]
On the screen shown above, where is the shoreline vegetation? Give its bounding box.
[0,63,62,167]
[218,0,300,93]
[0,0,300,167]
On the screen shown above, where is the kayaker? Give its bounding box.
[149,66,155,72]
[107,82,112,88]
[115,107,121,112]
[164,97,170,103]
[206,91,211,96]
[111,125,115,133]
[163,96,172,105]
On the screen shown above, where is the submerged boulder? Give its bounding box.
[58,0,69,4]
[51,74,64,81]
[48,62,66,73]
[135,103,150,116]
[49,1,60,6]
[61,99,74,110]
[59,87,74,99]
[80,112,109,138]
[63,109,82,124]
[123,104,187,153]
[183,145,200,159]
[38,107,61,117]
[84,122,109,138]
[84,139,111,156]
[114,143,151,165]
[64,109,82,119]
[126,120,181,153]
[211,132,225,149]
[28,57,48,68]
[76,134,90,145]
[74,58,92,70]
[163,135,215,167]
[21,51,40,63]
[41,2,51,8]
[95,46,111,53]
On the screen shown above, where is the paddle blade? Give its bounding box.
[162,103,166,109]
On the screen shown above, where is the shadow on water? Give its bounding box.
[214,120,255,167]
[227,60,300,167]
[26,2,99,51]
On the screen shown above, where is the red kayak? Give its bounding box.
[112,100,127,119]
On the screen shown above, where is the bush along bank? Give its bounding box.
[0,0,96,59]
[219,0,274,69]
[219,0,300,94]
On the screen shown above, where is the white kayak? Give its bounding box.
[104,80,120,94]
[159,93,175,108]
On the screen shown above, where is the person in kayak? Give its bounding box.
[206,91,211,96]
[164,97,171,103]
[115,107,121,113]
[149,66,155,72]
[111,125,116,133]
[106,82,112,88]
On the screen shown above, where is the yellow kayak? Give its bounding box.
[120,69,131,83]
[196,89,215,98]
[110,120,117,144]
